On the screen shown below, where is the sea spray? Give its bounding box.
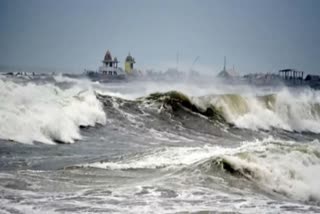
[0,79,106,144]
[96,87,320,133]
[188,88,320,132]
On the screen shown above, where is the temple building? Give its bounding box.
[97,50,125,77]
[125,53,135,74]
[85,50,140,82]
[101,50,119,72]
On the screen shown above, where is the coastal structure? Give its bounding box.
[86,50,126,82]
[125,53,135,74]
[98,50,125,76]
[243,68,320,87]
[82,51,320,88]
[278,69,304,83]
[305,74,320,88]
[85,50,143,82]
[217,56,239,79]
[305,74,320,81]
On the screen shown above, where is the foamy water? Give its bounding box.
[190,88,320,132]
[0,78,106,144]
[1,75,320,213]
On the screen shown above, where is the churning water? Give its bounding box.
[1,74,320,213]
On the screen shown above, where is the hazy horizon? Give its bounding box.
[1,0,320,75]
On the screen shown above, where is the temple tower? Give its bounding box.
[125,53,135,74]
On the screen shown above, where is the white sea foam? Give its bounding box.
[95,81,320,133]
[86,146,219,170]
[192,87,320,133]
[0,78,106,144]
[216,139,320,202]
[80,137,293,170]
[84,137,320,202]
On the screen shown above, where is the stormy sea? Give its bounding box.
[1,74,320,214]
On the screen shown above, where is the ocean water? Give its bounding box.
[1,74,320,214]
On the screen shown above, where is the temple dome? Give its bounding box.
[125,53,135,62]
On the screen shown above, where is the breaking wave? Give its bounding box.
[208,139,320,203]
[135,88,320,133]
[0,78,106,144]
[200,89,320,132]
[2,77,320,144]
[80,137,320,204]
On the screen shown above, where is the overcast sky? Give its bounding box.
[1,0,319,74]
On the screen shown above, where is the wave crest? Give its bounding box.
[207,140,320,203]
[161,89,320,133]
[0,79,106,144]
[78,138,320,203]
[142,90,226,122]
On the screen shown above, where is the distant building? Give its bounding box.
[305,74,320,81]
[98,50,125,76]
[279,69,303,80]
[85,50,126,82]
[217,56,239,79]
[125,53,135,74]
[304,74,320,89]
